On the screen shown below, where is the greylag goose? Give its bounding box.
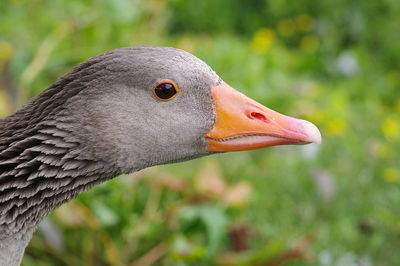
[0,46,321,265]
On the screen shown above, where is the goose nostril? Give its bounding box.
[249,112,269,122]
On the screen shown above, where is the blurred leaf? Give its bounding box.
[196,160,226,198]
[91,202,119,227]
[178,205,228,256]
[223,181,252,208]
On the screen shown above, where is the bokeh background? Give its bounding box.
[1,0,400,265]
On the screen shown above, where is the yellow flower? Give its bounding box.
[296,14,314,32]
[300,35,319,53]
[383,168,400,183]
[278,19,296,37]
[251,28,275,54]
[325,118,347,136]
[382,117,400,141]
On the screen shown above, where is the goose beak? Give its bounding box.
[206,83,322,152]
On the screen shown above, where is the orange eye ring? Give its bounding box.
[152,81,180,101]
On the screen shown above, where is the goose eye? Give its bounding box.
[153,82,179,101]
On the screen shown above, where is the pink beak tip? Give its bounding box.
[300,119,322,144]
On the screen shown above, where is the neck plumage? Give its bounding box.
[0,112,113,266]
[0,110,116,265]
[0,66,119,265]
[0,115,109,228]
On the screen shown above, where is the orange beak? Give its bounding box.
[206,83,322,152]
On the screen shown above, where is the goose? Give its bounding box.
[0,46,321,265]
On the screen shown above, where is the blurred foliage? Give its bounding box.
[1,0,400,265]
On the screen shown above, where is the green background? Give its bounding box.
[1,0,400,265]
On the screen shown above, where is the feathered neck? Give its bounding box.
[0,60,120,265]
[0,113,111,235]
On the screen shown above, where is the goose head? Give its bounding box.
[59,46,321,174]
[0,46,321,265]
